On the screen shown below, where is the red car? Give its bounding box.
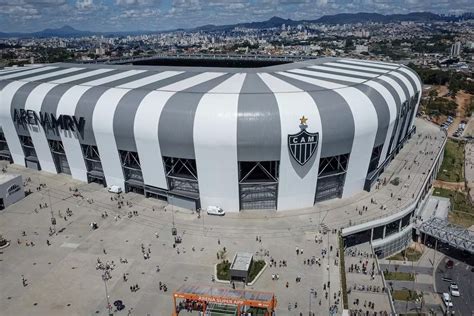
[446,260,454,269]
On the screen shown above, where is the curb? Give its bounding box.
[432,253,444,294]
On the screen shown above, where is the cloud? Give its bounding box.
[116,0,160,5]
[76,0,94,9]
[0,0,473,32]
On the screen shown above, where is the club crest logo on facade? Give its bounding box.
[288,116,319,166]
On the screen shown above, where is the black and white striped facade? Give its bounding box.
[0,58,421,212]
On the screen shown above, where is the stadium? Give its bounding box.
[0,57,421,212]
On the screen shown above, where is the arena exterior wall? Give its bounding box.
[0,58,422,212]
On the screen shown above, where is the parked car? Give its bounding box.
[446,260,454,269]
[107,185,122,194]
[206,206,225,216]
[450,283,460,297]
[442,292,453,308]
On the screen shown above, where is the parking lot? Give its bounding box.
[435,256,474,316]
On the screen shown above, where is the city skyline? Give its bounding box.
[1,0,473,33]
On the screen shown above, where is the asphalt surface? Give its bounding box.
[435,256,474,316]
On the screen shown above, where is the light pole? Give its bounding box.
[309,288,314,316]
[50,210,56,234]
[327,232,331,315]
[102,272,113,316]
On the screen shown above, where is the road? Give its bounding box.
[435,256,474,316]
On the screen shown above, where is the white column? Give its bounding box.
[24,83,59,173]
[93,71,183,189]
[259,73,322,211]
[0,81,29,166]
[134,72,225,190]
[57,70,148,182]
[194,74,246,212]
[276,71,378,199]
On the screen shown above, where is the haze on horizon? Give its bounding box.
[1,0,473,33]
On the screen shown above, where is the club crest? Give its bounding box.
[288,116,319,166]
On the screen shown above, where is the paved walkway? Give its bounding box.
[379,244,446,315]
[345,243,392,315]
[465,142,474,204]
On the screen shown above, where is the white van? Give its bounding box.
[107,185,122,194]
[206,206,225,216]
[442,292,454,309]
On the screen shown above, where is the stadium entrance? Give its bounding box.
[48,140,71,175]
[172,284,277,316]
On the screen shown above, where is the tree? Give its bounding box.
[428,89,438,107]
[448,75,462,97]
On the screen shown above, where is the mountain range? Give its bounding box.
[1,12,472,38]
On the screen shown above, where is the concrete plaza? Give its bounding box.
[0,119,445,316]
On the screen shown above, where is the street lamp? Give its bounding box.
[309,288,315,316]
[327,232,331,312]
[50,210,56,234]
[102,272,113,316]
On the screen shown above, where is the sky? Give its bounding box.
[0,0,473,33]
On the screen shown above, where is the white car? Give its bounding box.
[107,185,122,194]
[450,283,460,297]
[206,206,225,216]
[442,292,454,308]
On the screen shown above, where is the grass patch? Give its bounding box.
[432,187,474,227]
[384,271,415,281]
[339,233,349,309]
[437,140,464,182]
[248,260,266,282]
[216,260,231,281]
[216,259,266,283]
[388,247,423,262]
[423,96,458,117]
[391,289,420,301]
[448,210,474,228]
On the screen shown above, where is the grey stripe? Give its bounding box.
[27,68,91,85]
[40,69,125,141]
[322,63,410,100]
[10,82,43,138]
[0,80,12,91]
[323,63,389,76]
[1,67,66,83]
[384,74,409,101]
[292,69,389,147]
[382,72,411,146]
[0,67,45,77]
[159,74,233,159]
[373,74,408,149]
[237,74,281,161]
[371,77,403,155]
[271,72,354,158]
[394,69,417,94]
[113,72,197,152]
[303,67,377,81]
[333,60,397,71]
[402,66,422,126]
[99,70,153,87]
[75,86,109,145]
[74,71,156,146]
[392,68,418,138]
